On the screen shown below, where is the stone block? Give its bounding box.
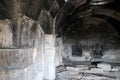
[0,62,43,80]
[66,65,89,71]
[82,74,112,80]
[97,63,111,71]
[0,48,35,70]
[111,66,120,72]
[57,71,80,79]
[44,35,55,47]
[0,47,44,80]
[111,68,119,72]
[89,68,104,73]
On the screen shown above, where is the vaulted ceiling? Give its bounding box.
[0,0,120,35]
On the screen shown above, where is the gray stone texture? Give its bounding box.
[0,16,45,80]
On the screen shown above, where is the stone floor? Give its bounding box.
[56,63,120,80]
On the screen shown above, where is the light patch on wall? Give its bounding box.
[65,0,69,2]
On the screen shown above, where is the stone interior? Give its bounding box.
[0,0,120,80]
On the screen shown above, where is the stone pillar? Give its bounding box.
[43,35,56,80]
[0,16,44,80]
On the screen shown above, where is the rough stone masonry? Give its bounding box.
[0,0,120,80]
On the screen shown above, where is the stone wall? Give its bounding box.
[0,16,45,80]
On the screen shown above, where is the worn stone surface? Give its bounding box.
[55,38,63,67]
[20,16,37,47]
[0,49,34,70]
[0,20,13,48]
[56,64,120,80]
[0,0,120,80]
[0,15,45,80]
[0,47,44,80]
[43,35,56,80]
[66,65,89,71]
[0,16,40,48]
[97,63,111,71]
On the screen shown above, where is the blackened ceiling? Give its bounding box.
[55,0,120,37]
[0,0,65,20]
[54,0,120,50]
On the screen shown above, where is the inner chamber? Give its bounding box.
[57,2,120,65]
[56,0,120,79]
[62,16,120,65]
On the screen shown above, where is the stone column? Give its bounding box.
[43,35,56,80]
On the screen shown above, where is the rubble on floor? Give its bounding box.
[56,63,120,80]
